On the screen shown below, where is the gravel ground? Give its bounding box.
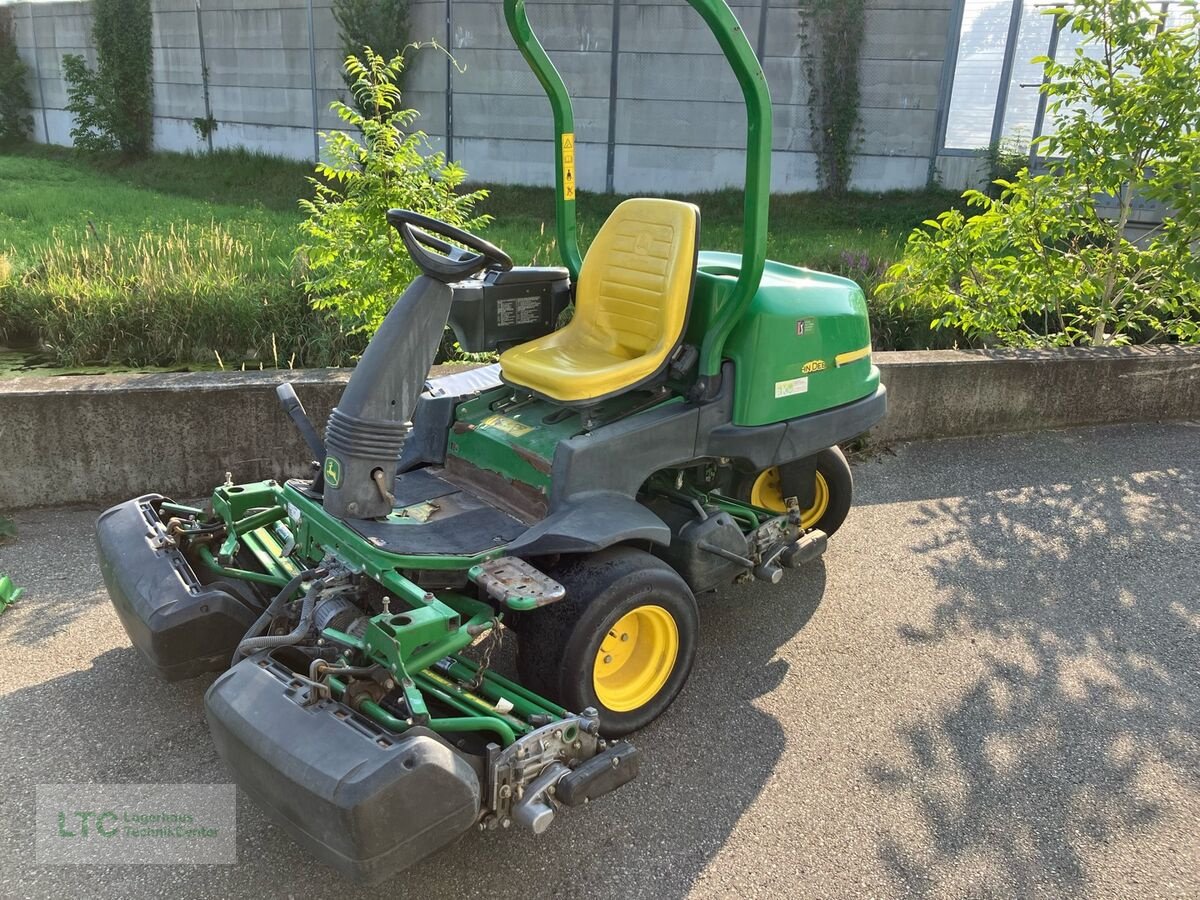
[1,422,1197,899]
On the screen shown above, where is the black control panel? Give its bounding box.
[448,266,572,352]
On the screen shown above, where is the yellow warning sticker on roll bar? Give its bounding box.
[562,132,576,201]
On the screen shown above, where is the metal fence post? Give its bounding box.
[989,0,1025,149]
[1027,12,1061,169]
[195,0,214,153]
[755,0,769,61]
[25,6,50,144]
[928,0,966,182]
[605,0,622,193]
[307,0,321,161]
[445,0,454,160]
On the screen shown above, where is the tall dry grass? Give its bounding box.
[0,222,360,366]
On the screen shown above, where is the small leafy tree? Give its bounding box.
[62,54,115,152]
[62,0,153,155]
[297,47,489,334]
[880,0,1200,347]
[0,10,33,145]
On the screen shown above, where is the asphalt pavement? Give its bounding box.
[1,422,1197,899]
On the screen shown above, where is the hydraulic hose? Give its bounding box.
[237,567,319,644]
[231,568,324,664]
[234,577,324,659]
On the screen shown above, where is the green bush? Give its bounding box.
[981,132,1027,199]
[298,48,489,335]
[0,223,358,368]
[880,0,1200,347]
[824,248,964,351]
[62,0,153,156]
[0,10,33,146]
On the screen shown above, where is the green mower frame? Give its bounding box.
[97,0,886,882]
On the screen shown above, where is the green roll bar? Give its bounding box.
[503,0,772,380]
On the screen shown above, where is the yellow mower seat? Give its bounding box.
[499,198,699,404]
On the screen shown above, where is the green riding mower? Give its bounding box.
[97,0,885,882]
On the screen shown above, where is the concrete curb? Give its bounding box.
[1,348,1197,510]
[868,346,1200,444]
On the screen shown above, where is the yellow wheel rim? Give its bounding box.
[750,467,830,530]
[592,605,679,713]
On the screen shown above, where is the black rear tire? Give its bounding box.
[733,445,853,537]
[515,547,698,736]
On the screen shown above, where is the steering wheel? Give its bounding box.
[387,209,513,283]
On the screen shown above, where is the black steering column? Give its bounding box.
[320,210,511,519]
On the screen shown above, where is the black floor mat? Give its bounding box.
[390,468,462,508]
[345,467,528,557]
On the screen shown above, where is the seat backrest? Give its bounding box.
[574,198,699,359]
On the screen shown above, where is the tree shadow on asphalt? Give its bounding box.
[2,566,828,899]
[867,448,1199,896]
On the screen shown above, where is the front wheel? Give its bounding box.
[734,445,853,536]
[515,547,698,736]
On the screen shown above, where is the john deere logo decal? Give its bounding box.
[323,456,342,487]
[802,359,827,374]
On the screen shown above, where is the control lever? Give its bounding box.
[276,383,326,461]
[276,383,327,492]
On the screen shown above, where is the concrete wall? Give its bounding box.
[2,347,1197,510]
[408,0,956,192]
[8,0,346,159]
[6,0,965,189]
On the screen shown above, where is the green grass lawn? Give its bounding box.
[0,144,961,370]
[481,183,955,275]
[0,146,303,267]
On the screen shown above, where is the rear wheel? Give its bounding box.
[735,445,853,536]
[515,547,698,736]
